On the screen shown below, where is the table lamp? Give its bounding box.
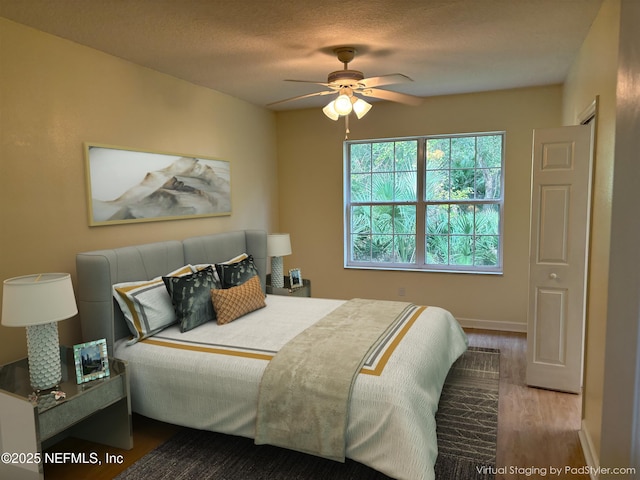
[2,273,78,391]
[267,234,292,289]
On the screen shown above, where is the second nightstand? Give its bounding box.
[266,274,311,297]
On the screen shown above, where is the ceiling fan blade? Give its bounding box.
[284,79,331,87]
[266,90,335,107]
[359,74,413,89]
[360,88,423,106]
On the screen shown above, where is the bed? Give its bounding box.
[76,230,467,480]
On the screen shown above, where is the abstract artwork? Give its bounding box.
[85,144,231,226]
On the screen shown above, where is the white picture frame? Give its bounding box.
[289,268,303,289]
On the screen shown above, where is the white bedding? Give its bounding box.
[114,295,468,480]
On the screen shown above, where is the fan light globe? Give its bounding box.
[334,94,353,115]
[352,98,372,119]
[322,101,340,121]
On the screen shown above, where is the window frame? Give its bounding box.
[344,132,505,274]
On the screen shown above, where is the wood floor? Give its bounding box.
[43,329,588,479]
[465,329,588,480]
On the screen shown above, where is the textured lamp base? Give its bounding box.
[271,256,285,288]
[26,323,61,391]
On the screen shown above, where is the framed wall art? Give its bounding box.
[73,338,110,384]
[84,143,231,226]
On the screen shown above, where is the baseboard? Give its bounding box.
[457,317,527,333]
[578,421,600,480]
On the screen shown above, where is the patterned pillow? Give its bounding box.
[192,253,249,283]
[113,265,193,344]
[210,275,266,325]
[215,255,259,288]
[163,266,222,332]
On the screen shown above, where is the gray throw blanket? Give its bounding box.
[254,298,412,461]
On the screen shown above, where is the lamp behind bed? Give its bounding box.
[267,234,291,289]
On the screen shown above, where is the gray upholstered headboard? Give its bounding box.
[76,230,267,357]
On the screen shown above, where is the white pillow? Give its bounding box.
[113,265,193,344]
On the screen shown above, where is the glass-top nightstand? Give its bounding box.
[0,345,132,480]
[266,274,311,297]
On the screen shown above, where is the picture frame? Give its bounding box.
[73,339,110,384]
[289,268,303,289]
[84,143,231,226]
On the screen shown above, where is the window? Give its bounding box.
[345,132,504,273]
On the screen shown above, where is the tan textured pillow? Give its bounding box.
[211,275,266,325]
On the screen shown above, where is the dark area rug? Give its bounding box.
[115,347,499,480]
[434,346,499,480]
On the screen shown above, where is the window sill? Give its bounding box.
[344,265,503,275]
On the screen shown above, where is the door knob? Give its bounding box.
[549,273,558,279]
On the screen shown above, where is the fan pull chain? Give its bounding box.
[345,114,350,139]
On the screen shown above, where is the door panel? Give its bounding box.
[538,185,570,263]
[527,125,592,393]
[533,287,567,365]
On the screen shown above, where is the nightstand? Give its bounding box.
[266,274,311,297]
[0,346,132,480]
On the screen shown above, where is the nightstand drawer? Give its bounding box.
[39,375,125,441]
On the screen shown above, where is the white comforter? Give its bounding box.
[114,295,468,480]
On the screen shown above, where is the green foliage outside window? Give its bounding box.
[350,140,418,264]
[346,133,503,272]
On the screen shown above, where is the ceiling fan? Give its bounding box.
[268,47,423,122]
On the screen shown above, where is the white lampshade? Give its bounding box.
[267,234,292,257]
[2,273,78,327]
[352,97,372,119]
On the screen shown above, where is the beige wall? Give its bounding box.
[0,18,278,364]
[276,85,562,328]
[600,0,640,472]
[561,0,620,463]
[2,2,634,470]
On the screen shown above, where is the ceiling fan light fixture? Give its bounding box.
[270,46,422,122]
[322,100,340,121]
[352,97,372,119]
[333,94,353,115]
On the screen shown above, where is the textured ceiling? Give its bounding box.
[0,0,603,110]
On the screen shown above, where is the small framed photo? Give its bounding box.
[73,339,110,384]
[289,268,303,289]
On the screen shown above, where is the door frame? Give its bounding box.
[577,97,598,401]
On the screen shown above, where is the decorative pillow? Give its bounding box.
[211,275,266,325]
[113,265,193,344]
[192,253,249,282]
[192,252,249,272]
[215,255,259,288]
[163,266,221,332]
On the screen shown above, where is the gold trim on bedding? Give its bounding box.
[361,305,426,375]
[141,338,274,361]
[140,305,427,376]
